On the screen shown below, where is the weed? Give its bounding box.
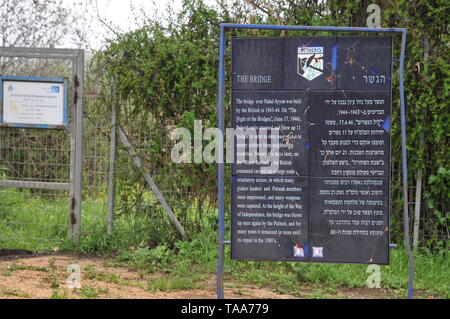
[147,276,199,291]
[311,289,328,299]
[117,245,171,270]
[147,277,169,291]
[50,289,69,299]
[0,288,31,298]
[50,277,60,289]
[83,270,144,289]
[47,258,59,289]
[234,289,244,295]
[77,285,109,298]
[48,258,56,269]
[170,277,200,290]
[8,263,48,272]
[83,265,96,280]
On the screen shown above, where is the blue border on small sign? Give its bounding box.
[0,75,69,129]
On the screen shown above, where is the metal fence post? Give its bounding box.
[107,77,118,234]
[69,55,77,242]
[70,49,84,242]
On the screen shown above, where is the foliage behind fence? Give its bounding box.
[96,0,448,249]
[0,0,447,251]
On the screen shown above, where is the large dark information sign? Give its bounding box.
[231,36,392,264]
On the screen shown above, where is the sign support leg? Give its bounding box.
[217,25,226,300]
[399,30,414,299]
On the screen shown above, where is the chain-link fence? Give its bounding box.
[0,49,202,253]
[0,55,74,250]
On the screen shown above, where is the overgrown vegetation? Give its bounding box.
[83,230,450,298]
[0,193,448,298]
[93,0,449,248]
[0,0,448,299]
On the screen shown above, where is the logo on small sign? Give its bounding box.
[312,246,323,258]
[7,84,13,92]
[293,244,304,257]
[51,86,60,93]
[297,46,324,81]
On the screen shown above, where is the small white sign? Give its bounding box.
[3,80,65,126]
[293,244,305,257]
[312,246,323,258]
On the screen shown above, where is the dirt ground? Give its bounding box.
[0,252,418,299]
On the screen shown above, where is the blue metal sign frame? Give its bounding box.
[0,75,69,129]
[216,23,413,299]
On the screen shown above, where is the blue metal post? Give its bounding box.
[216,25,226,299]
[399,29,414,299]
[219,23,405,33]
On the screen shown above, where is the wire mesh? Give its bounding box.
[114,99,215,241]
[0,57,73,251]
[79,92,112,237]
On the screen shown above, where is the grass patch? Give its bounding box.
[109,231,449,298]
[224,248,449,298]
[0,288,31,298]
[117,245,171,270]
[76,285,109,298]
[50,289,70,299]
[1,192,448,299]
[84,269,144,289]
[7,263,48,272]
[0,191,68,252]
[147,276,200,291]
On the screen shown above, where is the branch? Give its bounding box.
[95,0,120,37]
[245,0,270,15]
